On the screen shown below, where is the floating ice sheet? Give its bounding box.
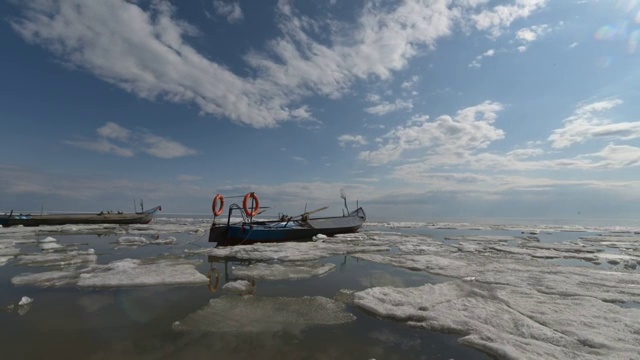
[188,233,389,261]
[222,280,255,295]
[0,256,13,266]
[77,258,207,288]
[445,235,537,242]
[11,257,208,288]
[232,262,336,281]
[16,250,97,267]
[117,236,149,246]
[352,251,640,303]
[12,268,81,287]
[172,295,355,333]
[0,242,20,256]
[354,281,640,360]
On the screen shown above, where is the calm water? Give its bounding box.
[0,217,634,359]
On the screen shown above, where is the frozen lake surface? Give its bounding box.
[1,216,640,359]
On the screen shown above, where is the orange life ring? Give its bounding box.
[243,192,260,217]
[212,194,225,216]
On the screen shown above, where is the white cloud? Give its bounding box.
[97,122,131,141]
[359,101,505,165]
[513,24,551,52]
[65,122,197,159]
[292,156,307,164]
[140,133,198,159]
[11,0,462,128]
[63,138,135,158]
[569,42,579,48]
[548,98,640,149]
[401,75,420,90]
[472,0,548,37]
[338,134,368,147]
[178,175,202,181]
[213,1,244,24]
[364,99,414,116]
[469,48,495,67]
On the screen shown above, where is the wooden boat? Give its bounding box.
[0,206,161,227]
[208,191,366,245]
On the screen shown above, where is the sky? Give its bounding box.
[1,0,640,222]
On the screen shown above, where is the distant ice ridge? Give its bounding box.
[366,221,640,234]
[172,295,355,333]
[354,281,640,359]
[11,258,208,288]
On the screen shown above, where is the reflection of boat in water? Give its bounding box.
[0,206,161,228]
[208,191,366,246]
[207,255,256,295]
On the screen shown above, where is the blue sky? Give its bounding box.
[1,0,640,221]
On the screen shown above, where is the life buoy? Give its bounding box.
[243,192,260,217]
[212,194,225,216]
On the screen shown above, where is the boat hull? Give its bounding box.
[209,207,366,245]
[0,206,161,227]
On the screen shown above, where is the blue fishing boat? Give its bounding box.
[208,191,366,245]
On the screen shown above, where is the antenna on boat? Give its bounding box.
[140,199,144,212]
[340,189,349,214]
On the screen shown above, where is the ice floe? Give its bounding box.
[116,235,177,247]
[187,233,389,261]
[117,236,149,246]
[172,295,355,333]
[222,280,255,295]
[231,262,336,281]
[1,296,34,316]
[76,258,207,288]
[444,235,538,242]
[18,296,33,306]
[352,250,640,303]
[16,250,97,267]
[354,281,640,360]
[11,257,208,288]
[0,256,13,266]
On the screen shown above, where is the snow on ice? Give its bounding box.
[354,281,640,359]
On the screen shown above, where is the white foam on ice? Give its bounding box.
[354,281,640,359]
[38,236,57,243]
[232,262,336,280]
[172,295,355,333]
[222,280,255,295]
[76,258,207,288]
